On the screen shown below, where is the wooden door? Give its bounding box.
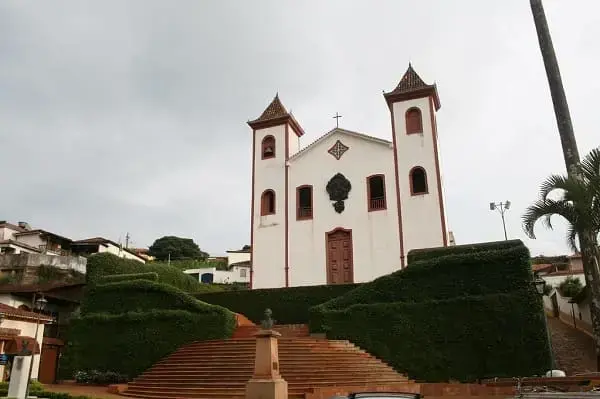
[326,229,354,284]
[38,345,59,384]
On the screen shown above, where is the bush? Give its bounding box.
[97,272,159,284]
[558,276,583,298]
[81,280,233,316]
[62,309,236,378]
[86,253,202,292]
[406,239,523,263]
[195,283,359,324]
[320,290,550,382]
[74,369,129,384]
[311,245,533,327]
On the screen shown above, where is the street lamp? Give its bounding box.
[24,293,47,398]
[489,201,511,240]
[532,277,556,374]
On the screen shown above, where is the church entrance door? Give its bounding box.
[326,228,354,284]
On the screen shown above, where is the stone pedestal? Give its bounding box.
[245,329,288,399]
[7,355,31,399]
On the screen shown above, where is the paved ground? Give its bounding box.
[44,384,123,398]
[547,316,596,375]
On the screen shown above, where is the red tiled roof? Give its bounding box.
[532,263,553,273]
[0,303,53,322]
[389,63,431,94]
[251,94,289,122]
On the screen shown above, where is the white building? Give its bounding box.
[71,237,146,263]
[0,222,71,256]
[249,64,452,289]
[184,247,251,285]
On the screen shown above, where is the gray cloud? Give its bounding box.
[1,0,597,256]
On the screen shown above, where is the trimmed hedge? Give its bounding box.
[195,283,360,324]
[62,309,236,379]
[98,272,159,284]
[321,290,551,382]
[82,280,232,316]
[406,239,523,264]
[86,253,217,292]
[311,245,532,326]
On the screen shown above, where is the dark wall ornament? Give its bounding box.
[326,173,352,213]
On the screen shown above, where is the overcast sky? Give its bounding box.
[1,1,597,256]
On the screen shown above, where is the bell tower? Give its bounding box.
[248,94,304,288]
[384,64,449,266]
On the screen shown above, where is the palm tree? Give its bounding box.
[523,148,600,369]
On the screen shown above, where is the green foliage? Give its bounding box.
[82,280,232,315]
[195,283,360,324]
[543,282,553,296]
[558,276,583,298]
[62,279,236,379]
[148,236,208,261]
[531,255,569,265]
[310,240,551,382]
[522,148,600,251]
[63,309,235,378]
[74,369,129,384]
[86,253,202,292]
[321,290,550,382]
[312,245,532,320]
[407,239,523,264]
[97,272,159,284]
[156,258,228,271]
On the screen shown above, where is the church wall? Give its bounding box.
[392,97,446,256]
[287,132,401,286]
[252,125,287,289]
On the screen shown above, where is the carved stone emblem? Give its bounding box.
[328,140,349,160]
[326,173,352,213]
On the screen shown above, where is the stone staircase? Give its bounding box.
[123,323,409,399]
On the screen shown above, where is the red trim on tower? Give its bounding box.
[389,107,406,268]
[429,97,448,246]
[284,124,290,287]
[250,130,256,289]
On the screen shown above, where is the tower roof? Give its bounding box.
[252,94,289,122]
[384,64,441,110]
[248,94,305,136]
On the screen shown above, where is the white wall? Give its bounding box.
[184,267,250,284]
[541,273,591,332]
[392,96,447,256]
[1,318,46,379]
[0,295,28,308]
[252,124,288,288]
[14,235,45,251]
[98,243,145,263]
[226,251,250,266]
[287,131,401,287]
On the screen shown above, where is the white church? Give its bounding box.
[248,64,454,289]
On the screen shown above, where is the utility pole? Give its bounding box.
[125,232,130,249]
[489,201,511,240]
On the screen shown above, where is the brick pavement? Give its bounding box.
[547,316,596,375]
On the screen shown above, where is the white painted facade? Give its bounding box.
[184,265,250,284]
[249,66,450,289]
[541,273,592,334]
[226,250,251,267]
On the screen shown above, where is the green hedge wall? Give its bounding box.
[62,309,236,378]
[311,245,532,324]
[195,283,360,324]
[81,280,232,316]
[320,290,551,382]
[97,272,159,284]
[406,239,523,264]
[86,253,224,293]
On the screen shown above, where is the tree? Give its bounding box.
[523,148,600,368]
[530,0,600,370]
[148,236,209,262]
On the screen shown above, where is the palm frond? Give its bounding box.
[522,199,578,239]
[566,224,579,253]
[539,174,572,200]
[580,147,600,182]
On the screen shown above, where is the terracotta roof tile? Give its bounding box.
[252,94,289,122]
[0,303,53,322]
[389,63,432,94]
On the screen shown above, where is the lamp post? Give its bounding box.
[489,201,511,240]
[24,293,47,398]
[533,276,556,374]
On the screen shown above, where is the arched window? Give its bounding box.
[366,174,386,211]
[261,136,275,159]
[260,190,276,215]
[405,107,423,134]
[410,167,428,195]
[296,185,313,220]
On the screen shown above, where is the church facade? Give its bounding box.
[248,65,451,289]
